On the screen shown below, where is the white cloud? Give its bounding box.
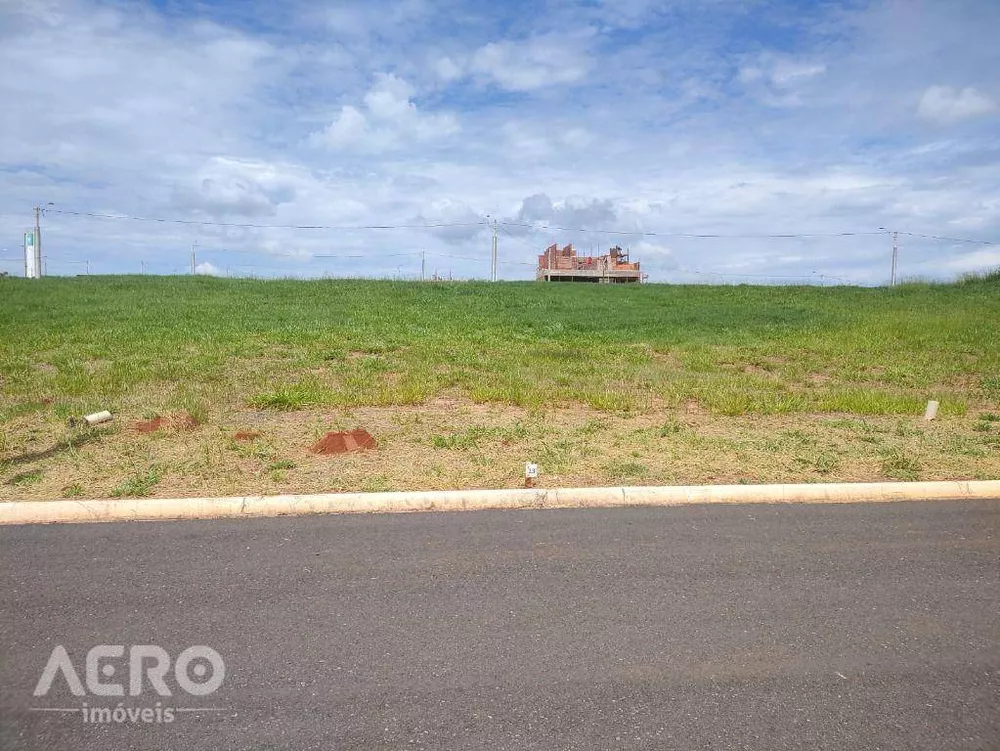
[414,199,485,244]
[917,86,997,125]
[631,240,675,267]
[433,56,463,82]
[738,52,827,107]
[311,73,458,152]
[768,60,826,88]
[739,55,826,88]
[194,261,224,276]
[512,194,618,230]
[471,32,593,91]
[318,105,369,146]
[171,157,299,218]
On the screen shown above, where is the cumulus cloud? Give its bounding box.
[171,157,298,218]
[471,32,593,91]
[917,86,997,125]
[311,73,458,152]
[412,199,486,244]
[512,193,618,229]
[630,241,677,270]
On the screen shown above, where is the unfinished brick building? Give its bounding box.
[536,244,642,283]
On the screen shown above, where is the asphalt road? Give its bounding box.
[1,501,998,750]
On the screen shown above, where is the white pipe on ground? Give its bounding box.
[82,410,113,426]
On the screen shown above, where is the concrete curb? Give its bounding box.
[2,480,998,525]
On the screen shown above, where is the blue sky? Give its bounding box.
[1,0,998,282]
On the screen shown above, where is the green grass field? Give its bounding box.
[2,275,998,499]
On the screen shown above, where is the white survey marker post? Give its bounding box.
[924,400,939,421]
[524,462,539,488]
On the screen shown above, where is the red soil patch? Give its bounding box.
[311,429,377,455]
[134,417,166,434]
[233,430,261,442]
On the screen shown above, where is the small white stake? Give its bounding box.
[524,462,539,488]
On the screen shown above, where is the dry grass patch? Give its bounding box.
[2,398,998,501]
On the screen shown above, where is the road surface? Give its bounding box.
[1,500,998,750]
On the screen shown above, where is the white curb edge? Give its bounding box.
[2,480,998,525]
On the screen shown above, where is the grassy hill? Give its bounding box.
[2,275,998,498]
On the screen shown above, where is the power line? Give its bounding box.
[425,250,536,267]
[498,224,543,251]
[36,207,999,246]
[43,208,487,232]
[897,231,997,246]
[312,252,420,259]
[425,251,484,263]
[499,221,886,239]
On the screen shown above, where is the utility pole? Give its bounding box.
[33,205,43,278]
[191,241,197,275]
[141,261,146,275]
[86,260,90,276]
[421,251,426,282]
[890,230,898,287]
[491,218,498,282]
[880,227,899,287]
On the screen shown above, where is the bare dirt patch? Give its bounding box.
[682,399,707,416]
[134,417,166,434]
[134,412,200,434]
[311,429,377,455]
[233,430,261,442]
[806,372,833,386]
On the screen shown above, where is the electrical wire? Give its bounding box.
[897,232,997,246]
[43,208,487,232]
[36,207,999,246]
[497,224,543,250]
[675,268,856,281]
[499,221,886,239]
[312,251,421,259]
